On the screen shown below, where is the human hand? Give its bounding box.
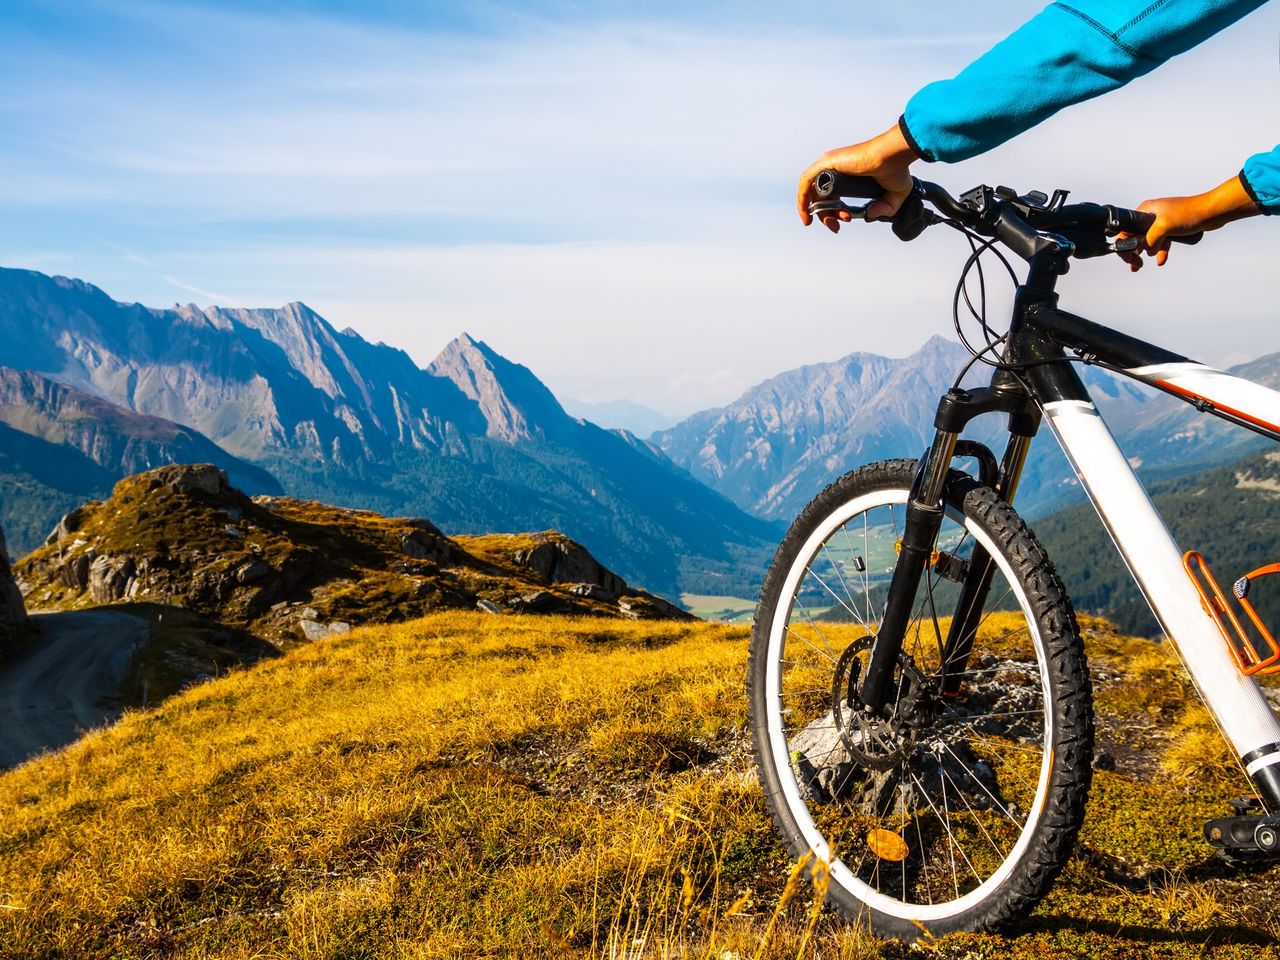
[797,124,919,233]
[1118,175,1259,271]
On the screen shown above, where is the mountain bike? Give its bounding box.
[748,171,1280,941]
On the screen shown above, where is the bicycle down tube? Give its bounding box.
[1018,313,1280,810]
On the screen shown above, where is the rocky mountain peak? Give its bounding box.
[428,333,570,443]
[654,336,973,519]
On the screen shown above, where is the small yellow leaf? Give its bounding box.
[867,828,909,862]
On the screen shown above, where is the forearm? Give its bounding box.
[1181,175,1263,231]
[903,0,1269,163]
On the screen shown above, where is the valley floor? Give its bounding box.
[0,612,1276,958]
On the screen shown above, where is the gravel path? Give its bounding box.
[0,610,147,768]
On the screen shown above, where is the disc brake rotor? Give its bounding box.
[831,637,926,771]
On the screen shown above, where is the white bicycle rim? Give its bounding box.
[762,487,1055,922]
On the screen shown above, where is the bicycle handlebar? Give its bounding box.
[811,170,1204,259]
[812,170,883,201]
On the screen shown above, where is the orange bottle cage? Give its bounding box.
[1183,551,1280,676]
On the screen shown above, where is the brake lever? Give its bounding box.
[1108,234,1204,254]
[807,198,870,221]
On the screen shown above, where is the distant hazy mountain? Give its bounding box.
[0,268,775,598]
[562,398,681,438]
[656,336,1280,523]
[0,367,280,555]
[654,336,974,520]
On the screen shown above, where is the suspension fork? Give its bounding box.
[858,386,1040,714]
[858,429,958,713]
[938,431,1034,699]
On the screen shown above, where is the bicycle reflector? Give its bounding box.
[1184,551,1280,676]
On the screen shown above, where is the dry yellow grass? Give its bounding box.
[0,611,1276,958]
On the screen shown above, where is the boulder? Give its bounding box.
[62,552,93,591]
[0,525,27,646]
[514,537,626,597]
[146,463,228,497]
[512,589,557,612]
[44,502,99,546]
[88,555,136,604]
[565,582,614,602]
[236,560,272,584]
[400,522,455,564]
[300,619,351,641]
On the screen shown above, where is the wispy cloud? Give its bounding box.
[162,275,239,305]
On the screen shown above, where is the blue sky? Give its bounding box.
[0,0,1277,414]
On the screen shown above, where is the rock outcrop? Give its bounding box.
[0,525,27,651]
[514,535,628,598]
[17,465,693,642]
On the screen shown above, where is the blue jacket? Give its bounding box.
[901,1,1279,212]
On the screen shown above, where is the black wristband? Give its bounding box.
[1239,169,1270,215]
[898,115,934,163]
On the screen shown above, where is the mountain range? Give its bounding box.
[1,263,1275,608]
[654,336,1280,522]
[0,268,775,598]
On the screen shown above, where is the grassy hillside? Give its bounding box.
[0,612,1276,958]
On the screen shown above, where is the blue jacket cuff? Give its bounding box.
[1241,149,1280,215]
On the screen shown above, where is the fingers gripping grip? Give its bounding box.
[1109,207,1204,246]
[810,170,927,241]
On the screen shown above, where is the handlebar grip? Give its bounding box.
[1111,207,1204,245]
[1120,208,1155,234]
[813,170,883,200]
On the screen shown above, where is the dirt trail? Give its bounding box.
[0,610,147,768]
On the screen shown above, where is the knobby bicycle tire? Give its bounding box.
[748,459,1093,940]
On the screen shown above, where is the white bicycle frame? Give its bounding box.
[1044,362,1280,783]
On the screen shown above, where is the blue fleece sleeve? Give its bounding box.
[1242,148,1280,214]
[901,1,1269,163]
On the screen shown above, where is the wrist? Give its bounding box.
[871,123,919,169]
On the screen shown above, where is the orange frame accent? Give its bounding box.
[1157,380,1280,436]
[1183,551,1280,676]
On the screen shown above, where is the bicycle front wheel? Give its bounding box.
[748,459,1093,940]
